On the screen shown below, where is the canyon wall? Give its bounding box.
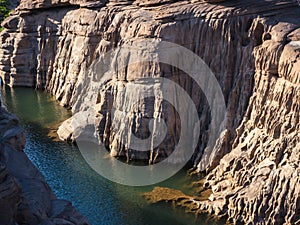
[0,0,258,166]
[0,2,90,224]
[0,106,90,225]
[203,14,300,225]
[0,0,299,224]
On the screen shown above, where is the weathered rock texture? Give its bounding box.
[203,17,300,225]
[0,0,299,224]
[0,0,257,166]
[0,107,90,225]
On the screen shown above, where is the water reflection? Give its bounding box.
[2,86,225,225]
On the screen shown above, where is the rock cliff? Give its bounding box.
[0,0,258,165]
[203,14,300,225]
[0,106,90,225]
[0,0,299,224]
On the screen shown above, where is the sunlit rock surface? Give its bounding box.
[0,0,299,224]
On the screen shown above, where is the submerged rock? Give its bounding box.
[144,187,204,213]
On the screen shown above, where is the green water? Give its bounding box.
[2,86,224,225]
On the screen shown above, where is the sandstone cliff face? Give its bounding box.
[204,17,300,225]
[0,106,90,225]
[0,0,257,166]
[0,0,299,224]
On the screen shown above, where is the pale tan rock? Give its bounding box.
[204,16,300,225]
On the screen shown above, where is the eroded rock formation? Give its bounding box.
[203,17,300,225]
[0,0,299,224]
[0,106,90,225]
[0,0,258,166]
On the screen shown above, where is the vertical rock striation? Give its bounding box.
[1,0,259,166]
[0,0,299,224]
[204,16,300,225]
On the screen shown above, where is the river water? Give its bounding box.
[2,86,224,225]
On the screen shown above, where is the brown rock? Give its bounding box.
[0,107,90,225]
[0,0,300,224]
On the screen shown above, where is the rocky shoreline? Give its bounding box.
[0,104,90,225]
[0,1,90,224]
[0,0,299,224]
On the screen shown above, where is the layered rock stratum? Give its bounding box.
[0,0,299,224]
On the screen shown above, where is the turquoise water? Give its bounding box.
[2,87,224,225]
